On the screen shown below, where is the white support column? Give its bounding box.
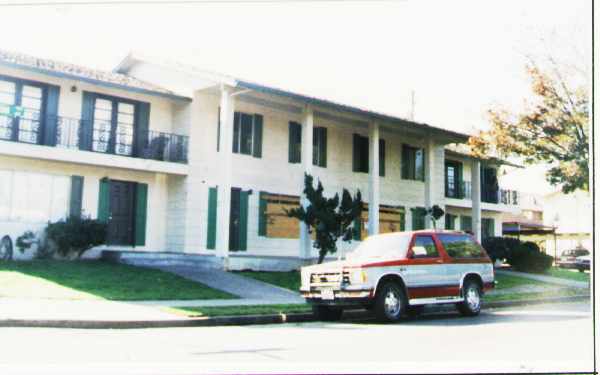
[471,160,482,242]
[368,122,380,236]
[424,138,436,228]
[299,105,314,260]
[216,85,235,268]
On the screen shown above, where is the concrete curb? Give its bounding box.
[0,295,589,329]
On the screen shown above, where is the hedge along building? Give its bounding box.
[0,49,519,268]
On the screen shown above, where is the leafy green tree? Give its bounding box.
[469,63,589,193]
[286,173,363,263]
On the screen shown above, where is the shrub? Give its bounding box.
[45,216,107,258]
[481,236,521,262]
[16,231,36,253]
[506,241,553,273]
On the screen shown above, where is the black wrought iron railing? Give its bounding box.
[0,113,189,164]
[445,180,472,199]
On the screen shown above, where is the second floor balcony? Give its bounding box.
[0,113,189,164]
[445,179,520,206]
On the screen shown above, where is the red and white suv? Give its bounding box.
[300,230,495,322]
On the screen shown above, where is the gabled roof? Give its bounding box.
[0,49,190,101]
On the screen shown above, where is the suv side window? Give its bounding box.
[438,234,485,258]
[411,235,439,258]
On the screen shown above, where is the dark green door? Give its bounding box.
[228,187,249,251]
[107,180,135,246]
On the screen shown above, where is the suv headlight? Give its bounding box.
[350,269,367,284]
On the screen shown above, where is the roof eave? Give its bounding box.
[236,80,470,143]
[0,60,192,102]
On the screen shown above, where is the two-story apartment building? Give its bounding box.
[0,49,518,270]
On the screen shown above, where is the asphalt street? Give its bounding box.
[0,302,593,375]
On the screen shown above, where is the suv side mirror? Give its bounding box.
[411,246,427,258]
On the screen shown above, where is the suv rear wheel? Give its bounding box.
[312,305,343,321]
[456,280,482,316]
[375,281,407,322]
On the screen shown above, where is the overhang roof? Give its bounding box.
[445,143,523,168]
[116,52,471,143]
[0,49,190,101]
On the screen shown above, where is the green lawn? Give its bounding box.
[0,260,236,301]
[234,270,300,291]
[484,287,585,303]
[494,273,545,290]
[543,267,590,283]
[166,303,312,317]
[235,270,537,292]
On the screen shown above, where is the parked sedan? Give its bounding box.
[556,249,590,269]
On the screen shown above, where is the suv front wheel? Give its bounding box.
[456,280,482,316]
[375,281,407,322]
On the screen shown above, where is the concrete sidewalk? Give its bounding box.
[148,265,304,302]
[496,269,590,289]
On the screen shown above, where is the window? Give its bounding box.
[402,144,425,181]
[460,215,472,233]
[288,121,301,163]
[482,218,495,239]
[438,233,485,258]
[445,213,456,230]
[445,160,463,198]
[0,170,70,223]
[411,235,439,258]
[353,134,369,173]
[0,77,44,144]
[352,134,385,176]
[411,207,426,230]
[313,126,327,167]
[91,96,136,156]
[258,192,302,238]
[233,112,263,158]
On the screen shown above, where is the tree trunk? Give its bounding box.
[318,250,326,264]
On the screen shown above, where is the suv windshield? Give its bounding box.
[347,234,411,260]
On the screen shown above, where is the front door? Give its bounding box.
[107,180,135,246]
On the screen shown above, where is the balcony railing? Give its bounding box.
[0,113,189,164]
[446,179,520,206]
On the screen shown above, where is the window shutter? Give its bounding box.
[80,92,95,151]
[252,114,263,158]
[232,112,240,153]
[258,192,268,236]
[206,187,218,250]
[43,85,60,147]
[217,106,220,152]
[352,134,361,172]
[97,178,110,223]
[134,183,148,247]
[399,209,405,231]
[379,139,385,177]
[70,175,84,218]
[238,190,249,251]
[418,148,425,181]
[457,162,463,198]
[319,127,327,167]
[460,215,472,233]
[288,122,301,163]
[412,207,425,230]
[353,215,362,241]
[134,102,150,157]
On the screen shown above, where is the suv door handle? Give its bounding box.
[435,259,443,264]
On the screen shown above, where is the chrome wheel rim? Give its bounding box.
[466,286,481,311]
[384,289,401,317]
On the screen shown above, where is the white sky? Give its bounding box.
[0,0,591,192]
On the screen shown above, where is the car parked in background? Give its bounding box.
[300,230,495,322]
[557,248,590,269]
[574,255,590,272]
